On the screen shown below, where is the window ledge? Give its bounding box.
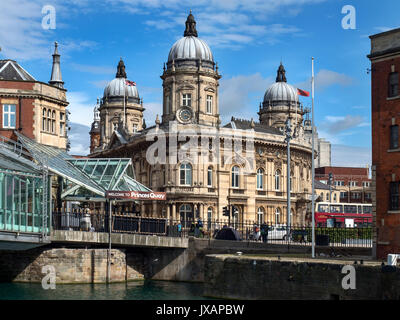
[387,95,400,101]
[388,210,400,214]
[388,148,400,153]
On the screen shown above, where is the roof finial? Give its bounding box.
[49,41,64,88]
[276,62,287,83]
[184,11,198,37]
[116,58,127,78]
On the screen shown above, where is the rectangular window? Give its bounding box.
[390,182,399,210]
[351,192,361,199]
[182,93,191,107]
[389,72,399,97]
[390,125,399,149]
[206,95,213,114]
[2,104,16,129]
[349,181,358,187]
[207,168,212,187]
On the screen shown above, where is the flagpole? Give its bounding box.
[311,57,316,259]
[123,80,126,128]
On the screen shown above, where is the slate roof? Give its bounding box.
[314,179,336,190]
[0,60,36,81]
[223,117,283,135]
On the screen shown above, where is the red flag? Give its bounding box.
[297,88,310,97]
[125,80,136,86]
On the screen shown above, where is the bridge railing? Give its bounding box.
[51,211,372,248]
[52,211,167,235]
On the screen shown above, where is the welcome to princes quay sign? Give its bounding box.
[106,191,167,201]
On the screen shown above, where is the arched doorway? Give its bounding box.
[179,204,193,227]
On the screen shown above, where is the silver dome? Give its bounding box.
[103,78,139,99]
[168,36,213,62]
[263,82,298,104]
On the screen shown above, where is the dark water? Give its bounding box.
[0,280,209,300]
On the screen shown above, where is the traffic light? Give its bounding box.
[222,206,230,217]
[328,173,333,185]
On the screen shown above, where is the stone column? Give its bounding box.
[152,201,157,218]
[172,203,177,223]
[166,204,171,224]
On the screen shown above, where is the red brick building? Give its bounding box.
[368,28,400,259]
[0,42,68,149]
[315,166,372,204]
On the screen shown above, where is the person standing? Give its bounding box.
[261,223,268,243]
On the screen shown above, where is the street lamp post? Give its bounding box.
[285,117,292,230]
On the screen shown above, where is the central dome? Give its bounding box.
[168,36,213,62]
[167,12,214,64]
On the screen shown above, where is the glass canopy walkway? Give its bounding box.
[0,132,152,249]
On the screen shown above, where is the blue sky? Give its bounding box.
[0,0,397,166]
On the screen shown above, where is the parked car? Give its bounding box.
[267,224,289,240]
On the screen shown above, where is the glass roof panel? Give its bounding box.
[14,132,153,199]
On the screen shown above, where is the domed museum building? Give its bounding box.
[90,12,314,226]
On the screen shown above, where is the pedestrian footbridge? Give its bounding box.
[50,230,188,249]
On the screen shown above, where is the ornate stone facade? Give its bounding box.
[90,13,313,226]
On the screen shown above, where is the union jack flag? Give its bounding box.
[125,80,136,86]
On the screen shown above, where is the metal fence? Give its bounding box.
[51,212,373,248]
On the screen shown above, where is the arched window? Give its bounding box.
[275,170,281,191]
[42,108,46,131]
[47,110,51,132]
[275,208,281,224]
[257,207,265,225]
[257,168,264,190]
[231,166,239,188]
[52,111,56,133]
[180,163,192,186]
[207,166,213,187]
[326,193,329,201]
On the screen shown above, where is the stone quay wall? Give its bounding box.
[204,255,400,300]
[0,248,143,284]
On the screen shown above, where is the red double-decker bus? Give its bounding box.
[315,202,372,228]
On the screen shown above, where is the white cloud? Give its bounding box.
[66,91,95,127]
[219,73,273,123]
[70,63,115,75]
[0,0,99,61]
[321,114,364,135]
[143,102,163,125]
[331,144,371,168]
[68,122,91,155]
[297,69,354,92]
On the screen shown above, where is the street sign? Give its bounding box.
[106,191,167,200]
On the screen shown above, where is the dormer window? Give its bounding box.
[182,93,191,107]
